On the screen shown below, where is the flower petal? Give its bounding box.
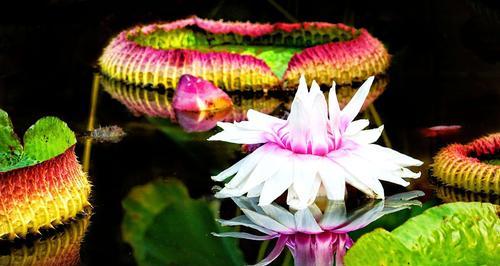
[260,204,296,229]
[295,74,308,100]
[217,216,274,235]
[332,202,385,232]
[247,183,264,197]
[208,122,268,144]
[294,208,323,233]
[347,125,384,144]
[211,155,247,181]
[237,145,289,193]
[259,160,294,206]
[212,232,277,241]
[320,201,347,229]
[250,235,288,266]
[241,208,293,233]
[340,76,374,130]
[225,145,268,188]
[318,159,346,201]
[333,154,384,198]
[247,109,286,127]
[292,156,320,204]
[344,119,370,136]
[328,80,340,123]
[365,144,423,167]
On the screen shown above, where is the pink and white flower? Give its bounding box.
[209,76,423,209]
[214,191,423,266]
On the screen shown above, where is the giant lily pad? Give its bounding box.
[344,202,500,265]
[122,179,244,266]
[0,109,76,172]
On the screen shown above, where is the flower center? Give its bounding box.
[274,125,338,156]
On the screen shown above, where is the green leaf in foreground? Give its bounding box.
[122,179,244,266]
[0,109,76,172]
[344,202,500,266]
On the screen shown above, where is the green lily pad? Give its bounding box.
[122,179,245,266]
[344,202,500,266]
[0,109,76,172]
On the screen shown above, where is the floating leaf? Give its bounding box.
[23,117,76,162]
[122,179,244,266]
[344,202,500,265]
[0,109,76,172]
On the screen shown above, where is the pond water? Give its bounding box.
[0,0,499,265]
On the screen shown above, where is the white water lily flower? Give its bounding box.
[213,191,423,266]
[209,75,423,209]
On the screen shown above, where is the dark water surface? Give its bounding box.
[0,0,499,265]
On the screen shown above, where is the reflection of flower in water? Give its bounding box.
[0,215,90,266]
[214,191,423,266]
[209,76,422,209]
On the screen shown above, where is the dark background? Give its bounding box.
[0,0,499,265]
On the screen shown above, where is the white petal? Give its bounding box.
[292,157,320,204]
[225,145,268,188]
[286,183,319,210]
[247,183,264,197]
[286,186,300,210]
[328,80,340,123]
[378,176,410,187]
[217,216,274,235]
[401,168,421,178]
[295,74,308,100]
[318,160,346,201]
[377,168,420,187]
[241,208,293,233]
[212,232,276,241]
[208,122,268,144]
[260,204,296,229]
[215,186,244,198]
[344,119,370,136]
[333,155,384,198]
[366,144,423,167]
[211,156,246,181]
[348,125,384,144]
[309,80,322,96]
[238,146,289,193]
[294,208,323,233]
[258,161,293,206]
[340,76,374,127]
[247,109,285,125]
